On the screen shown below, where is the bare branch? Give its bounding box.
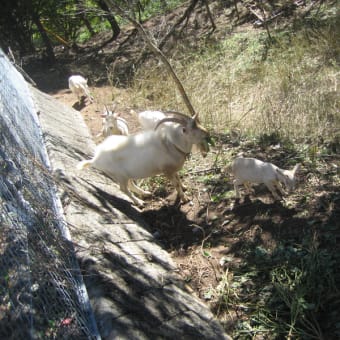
[159,0,199,49]
[202,0,216,32]
[104,0,197,117]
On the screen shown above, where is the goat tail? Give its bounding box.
[77,159,92,170]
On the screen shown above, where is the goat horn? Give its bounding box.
[164,110,202,126]
[164,111,191,120]
[164,111,201,125]
[192,112,199,121]
[103,105,110,115]
[154,117,187,130]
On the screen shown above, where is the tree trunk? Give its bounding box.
[96,0,120,40]
[31,12,56,63]
[159,0,199,49]
[201,0,216,31]
[83,17,95,36]
[104,0,197,117]
[75,0,95,36]
[160,0,168,11]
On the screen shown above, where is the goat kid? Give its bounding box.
[77,113,209,206]
[97,106,129,138]
[231,157,300,200]
[68,75,93,103]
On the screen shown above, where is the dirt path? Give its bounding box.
[37,85,231,339]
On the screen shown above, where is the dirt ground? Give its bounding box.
[51,85,340,330]
[25,1,340,334]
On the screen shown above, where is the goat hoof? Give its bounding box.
[132,198,145,207]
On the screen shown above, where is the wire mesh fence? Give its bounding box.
[0,50,100,339]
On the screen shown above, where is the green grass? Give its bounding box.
[130,5,339,145]
[206,227,340,338]
[127,2,340,338]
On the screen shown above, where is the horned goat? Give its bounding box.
[97,106,129,138]
[68,75,93,103]
[231,157,300,200]
[77,113,209,206]
[136,110,209,157]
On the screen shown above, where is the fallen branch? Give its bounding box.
[186,167,221,176]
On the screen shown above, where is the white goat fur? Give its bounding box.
[137,110,209,157]
[137,110,166,130]
[97,108,129,137]
[68,75,93,103]
[77,116,208,206]
[231,157,300,200]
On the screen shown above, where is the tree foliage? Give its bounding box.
[0,0,328,63]
[0,0,133,61]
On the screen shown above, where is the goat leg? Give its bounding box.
[128,179,152,197]
[233,179,242,198]
[265,181,281,201]
[168,173,189,203]
[119,181,145,206]
[274,181,287,196]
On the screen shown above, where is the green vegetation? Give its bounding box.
[208,228,340,338]
[127,2,339,338]
[3,0,338,338]
[131,3,339,145]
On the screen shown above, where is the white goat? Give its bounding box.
[137,110,166,130]
[77,113,209,206]
[68,75,93,103]
[136,110,209,157]
[231,157,300,200]
[97,106,129,138]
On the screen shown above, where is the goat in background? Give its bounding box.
[68,75,93,104]
[97,105,129,138]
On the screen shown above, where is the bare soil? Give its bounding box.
[25,1,340,334]
[51,84,340,332]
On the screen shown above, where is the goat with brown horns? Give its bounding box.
[77,113,209,206]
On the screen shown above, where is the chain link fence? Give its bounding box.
[0,50,100,339]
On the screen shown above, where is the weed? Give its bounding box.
[105,2,340,338]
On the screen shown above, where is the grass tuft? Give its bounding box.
[131,10,339,144]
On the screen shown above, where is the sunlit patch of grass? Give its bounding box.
[130,11,339,144]
[123,3,340,338]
